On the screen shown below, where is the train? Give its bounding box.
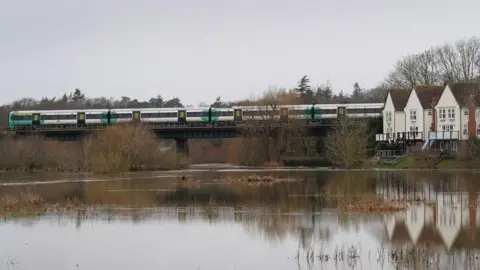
[7,103,384,129]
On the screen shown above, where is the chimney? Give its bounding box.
[431,94,438,132]
[468,93,476,138]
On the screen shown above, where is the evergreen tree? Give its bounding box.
[71,88,85,102]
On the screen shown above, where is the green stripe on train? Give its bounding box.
[210,108,219,122]
[110,112,117,124]
[8,112,13,128]
[100,112,109,124]
[201,109,210,122]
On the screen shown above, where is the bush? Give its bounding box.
[87,124,188,172]
[0,124,189,172]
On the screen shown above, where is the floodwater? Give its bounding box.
[1,167,480,270]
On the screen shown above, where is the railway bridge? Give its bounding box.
[2,118,349,153]
[4,103,384,154]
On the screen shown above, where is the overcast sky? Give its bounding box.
[1,0,479,106]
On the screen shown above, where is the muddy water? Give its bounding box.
[1,167,480,270]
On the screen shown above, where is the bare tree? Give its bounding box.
[325,118,370,169]
[383,37,480,88]
[455,37,480,82]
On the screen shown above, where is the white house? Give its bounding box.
[433,83,480,142]
[378,89,410,141]
[404,86,444,141]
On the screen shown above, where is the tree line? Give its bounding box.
[2,36,480,114]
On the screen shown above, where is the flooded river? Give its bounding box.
[1,166,480,270]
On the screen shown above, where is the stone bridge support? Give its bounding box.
[174,138,189,155]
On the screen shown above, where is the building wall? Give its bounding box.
[404,90,423,139]
[394,112,405,133]
[435,86,460,136]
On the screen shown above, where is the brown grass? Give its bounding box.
[336,194,407,213]
[1,191,44,212]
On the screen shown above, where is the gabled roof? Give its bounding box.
[387,89,410,111]
[448,83,480,107]
[413,85,445,109]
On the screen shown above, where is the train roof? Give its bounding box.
[11,109,109,113]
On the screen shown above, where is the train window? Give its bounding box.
[346,108,364,114]
[186,112,208,117]
[58,115,76,120]
[242,111,262,117]
[290,110,307,115]
[12,114,33,121]
[314,109,336,114]
[212,111,234,117]
[142,112,178,118]
[40,115,58,120]
[87,114,103,119]
[111,113,132,119]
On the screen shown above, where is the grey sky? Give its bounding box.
[1,0,479,106]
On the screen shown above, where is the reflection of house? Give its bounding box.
[436,192,469,249]
[376,177,437,203]
[384,191,480,250]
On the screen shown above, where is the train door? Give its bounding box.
[32,113,40,126]
[234,109,242,122]
[178,110,186,123]
[77,112,85,125]
[337,106,346,121]
[280,108,288,121]
[133,111,140,122]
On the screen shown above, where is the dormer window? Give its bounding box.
[410,110,417,121]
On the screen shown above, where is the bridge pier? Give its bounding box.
[175,138,189,155]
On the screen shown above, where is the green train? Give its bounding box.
[8,103,383,129]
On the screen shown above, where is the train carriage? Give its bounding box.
[233,105,281,121]
[210,108,234,122]
[313,104,339,119]
[84,109,110,125]
[280,105,314,120]
[345,103,383,118]
[185,107,210,122]
[8,111,35,129]
[109,109,135,124]
[140,108,179,123]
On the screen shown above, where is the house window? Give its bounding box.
[447,108,455,119]
[428,110,432,115]
[385,112,392,122]
[464,110,469,115]
[463,124,467,135]
[439,109,446,119]
[477,124,480,134]
[410,110,416,121]
[442,125,454,132]
[409,126,419,132]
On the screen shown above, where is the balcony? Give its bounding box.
[376,132,423,142]
[428,131,460,140]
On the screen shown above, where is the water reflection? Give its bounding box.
[1,169,480,269]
